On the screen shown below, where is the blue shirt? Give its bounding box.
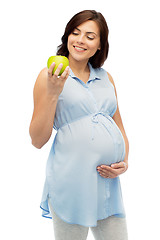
[40,63,126,227]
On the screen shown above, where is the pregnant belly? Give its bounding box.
[54,115,125,168]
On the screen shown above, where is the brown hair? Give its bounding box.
[56,10,109,68]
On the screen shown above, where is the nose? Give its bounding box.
[76,34,85,44]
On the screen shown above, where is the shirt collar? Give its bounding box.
[69,63,101,82]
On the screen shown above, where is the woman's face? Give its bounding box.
[67,20,101,64]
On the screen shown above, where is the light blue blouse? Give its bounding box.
[40,63,126,227]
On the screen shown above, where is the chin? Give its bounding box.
[70,51,91,63]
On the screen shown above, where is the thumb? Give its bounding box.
[111,162,121,168]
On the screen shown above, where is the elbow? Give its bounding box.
[29,123,51,149]
[29,133,44,149]
[125,136,129,155]
[29,126,44,149]
[31,140,44,149]
[30,131,46,149]
[127,136,129,150]
[29,133,48,149]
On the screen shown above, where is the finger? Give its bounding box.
[60,66,70,80]
[111,162,124,169]
[97,165,119,178]
[99,165,119,175]
[97,167,114,176]
[108,167,124,176]
[99,171,116,178]
[97,165,112,174]
[54,63,63,77]
[100,165,115,172]
[48,62,55,77]
[99,165,110,169]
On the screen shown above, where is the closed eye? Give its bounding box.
[87,36,94,40]
[72,32,79,35]
[72,31,95,40]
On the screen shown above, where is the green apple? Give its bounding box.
[47,55,69,76]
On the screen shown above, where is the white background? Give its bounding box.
[0,0,160,239]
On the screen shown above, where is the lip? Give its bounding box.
[73,45,87,52]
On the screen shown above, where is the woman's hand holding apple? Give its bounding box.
[47,62,70,98]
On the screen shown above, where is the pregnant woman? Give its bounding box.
[29,10,129,240]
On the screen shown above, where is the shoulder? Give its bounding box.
[33,67,48,99]
[106,71,118,98]
[36,67,48,83]
[106,71,116,88]
[34,67,48,90]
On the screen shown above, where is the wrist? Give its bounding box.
[46,93,59,103]
[123,161,128,171]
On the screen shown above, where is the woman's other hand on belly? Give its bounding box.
[96,161,128,178]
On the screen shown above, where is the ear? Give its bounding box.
[97,44,101,50]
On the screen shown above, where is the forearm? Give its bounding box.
[29,95,58,148]
[122,131,129,165]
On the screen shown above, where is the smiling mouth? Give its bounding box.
[73,46,87,51]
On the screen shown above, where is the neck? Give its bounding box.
[68,55,89,75]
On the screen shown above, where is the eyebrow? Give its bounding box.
[75,27,97,36]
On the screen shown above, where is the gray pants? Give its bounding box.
[48,200,128,240]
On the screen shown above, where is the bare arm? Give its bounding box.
[29,63,70,149]
[29,68,58,148]
[107,72,129,166]
[97,72,129,178]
